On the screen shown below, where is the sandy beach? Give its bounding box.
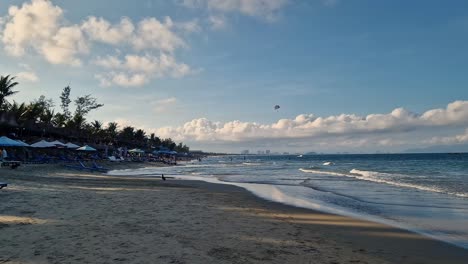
[1,163,467,264]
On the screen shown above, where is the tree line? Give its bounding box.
[0,75,189,153]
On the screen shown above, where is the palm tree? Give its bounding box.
[0,75,19,110]
[91,120,104,140]
[106,122,119,140]
[8,101,27,125]
[52,113,68,128]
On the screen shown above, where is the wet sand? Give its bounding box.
[1,163,467,263]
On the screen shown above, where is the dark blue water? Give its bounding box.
[109,153,468,249]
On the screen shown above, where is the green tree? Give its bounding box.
[106,122,119,139]
[52,113,68,128]
[91,120,104,139]
[0,75,19,111]
[60,86,72,119]
[8,101,27,125]
[119,126,135,142]
[134,129,146,141]
[74,94,103,117]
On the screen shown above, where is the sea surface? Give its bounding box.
[108,153,468,249]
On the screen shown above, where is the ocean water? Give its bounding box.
[108,153,468,249]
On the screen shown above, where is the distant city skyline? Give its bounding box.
[1,0,467,152]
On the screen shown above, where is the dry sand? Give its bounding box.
[1,163,467,264]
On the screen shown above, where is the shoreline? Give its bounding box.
[167,173,468,251]
[1,163,467,263]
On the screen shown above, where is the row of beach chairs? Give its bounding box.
[65,161,109,173]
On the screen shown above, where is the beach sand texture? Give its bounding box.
[1,164,468,263]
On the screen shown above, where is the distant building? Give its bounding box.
[283,152,289,155]
[241,150,249,155]
[265,150,270,154]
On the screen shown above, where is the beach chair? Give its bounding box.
[65,161,108,173]
[108,156,120,162]
[92,161,109,172]
[0,182,7,189]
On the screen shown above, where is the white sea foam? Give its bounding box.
[298,167,468,198]
[299,168,348,176]
[242,162,262,166]
[322,162,333,166]
[349,169,468,198]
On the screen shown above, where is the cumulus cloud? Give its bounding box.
[93,53,193,87]
[153,101,468,143]
[40,25,89,66]
[426,129,468,145]
[1,0,88,66]
[131,17,186,52]
[1,0,195,79]
[81,16,134,45]
[179,0,289,21]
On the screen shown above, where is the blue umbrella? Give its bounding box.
[15,140,30,147]
[0,136,25,147]
[76,145,97,151]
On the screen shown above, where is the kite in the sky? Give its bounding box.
[274,105,280,111]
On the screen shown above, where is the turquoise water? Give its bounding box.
[109,153,468,249]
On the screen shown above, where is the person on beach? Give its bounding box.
[161,174,166,181]
[2,148,7,161]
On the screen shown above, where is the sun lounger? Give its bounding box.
[108,156,120,162]
[65,161,108,173]
[0,182,7,189]
[92,161,109,172]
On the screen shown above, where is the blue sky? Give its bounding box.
[1,0,468,153]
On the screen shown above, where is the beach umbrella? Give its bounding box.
[15,140,30,147]
[65,142,80,149]
[30,140,56,148]
[0,136,24,147]
[50,140,67,148]
[76,145,97,151]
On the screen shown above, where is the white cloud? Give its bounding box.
[426,129,468,145]
[153,101,468,143]
[16,71,39,82]
[93,53,193,87]
[1,0,87,66]
[1,0,195,78]
[108,72,148,87]
[132,17,186,52]
[40,25,89,66]
[1,0,62,56]
[81,16,134,45]
[179,0,289,21]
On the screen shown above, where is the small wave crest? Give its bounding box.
[242,162,262,166]
[299,168,348,176]
[323,162,334,166]
[349,169,468,198]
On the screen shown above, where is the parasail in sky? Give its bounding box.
[274,105,280,111]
